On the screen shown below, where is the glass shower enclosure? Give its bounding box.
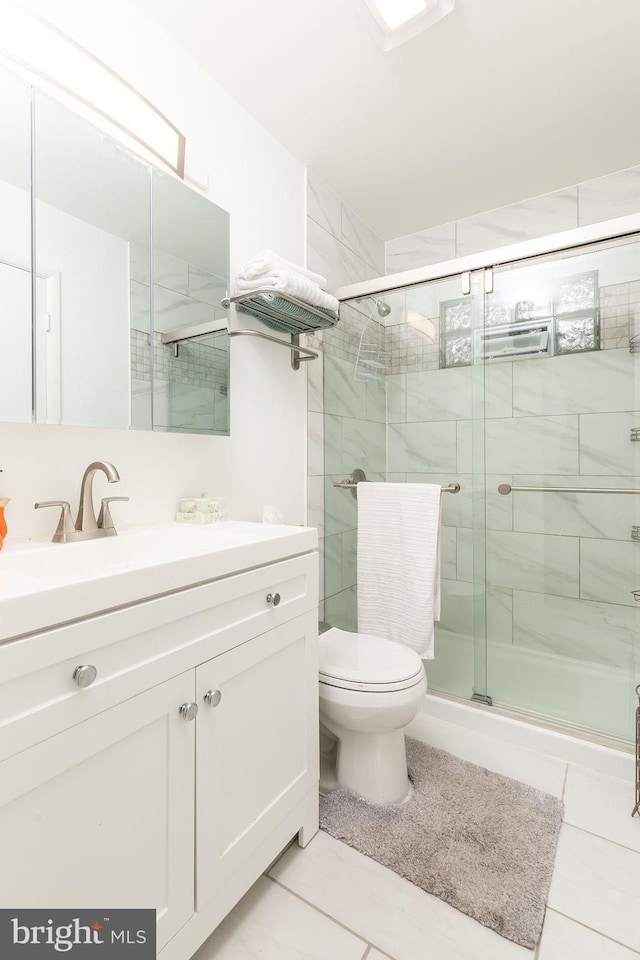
[321,224,640,746]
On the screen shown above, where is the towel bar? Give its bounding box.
[227,328,317,370]
[499,483,640,495]
[333,469,460,495]
[334,480,460,493]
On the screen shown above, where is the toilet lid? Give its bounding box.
[319,627,424,686]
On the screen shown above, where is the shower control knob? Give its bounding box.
[266,592,281,607]
[179,702,198,721]
[204,689,222,708]
[73,664,97,688]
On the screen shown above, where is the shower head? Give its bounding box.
[357,295,391,318]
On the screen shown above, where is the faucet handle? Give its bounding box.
[35,501,74,544]
[97,496,129,533]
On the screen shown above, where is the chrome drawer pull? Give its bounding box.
[266,592,281,607]
[73,664,97,688]
[204,689,222,708]
[179,702,198,721]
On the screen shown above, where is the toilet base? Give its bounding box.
[335,728,411,805]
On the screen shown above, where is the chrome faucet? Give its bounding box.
[35,461,129,543]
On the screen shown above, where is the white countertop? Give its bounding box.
[0,521,318,643]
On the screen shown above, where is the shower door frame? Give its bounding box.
[333,212,640,305]
[333,210,640,730]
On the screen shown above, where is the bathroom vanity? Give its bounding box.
[0,522,319,959]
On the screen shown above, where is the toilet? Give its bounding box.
[318,627,427,805]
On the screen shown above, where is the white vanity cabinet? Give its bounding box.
[195,615,317,912]
[0,536,319,960]
[0,672,197,952]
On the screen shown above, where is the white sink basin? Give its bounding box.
[0,521,317,642]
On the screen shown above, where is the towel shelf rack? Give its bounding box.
[223,290,337,370]
[228,329,318,368]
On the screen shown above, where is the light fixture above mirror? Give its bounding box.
[0,0,185,176]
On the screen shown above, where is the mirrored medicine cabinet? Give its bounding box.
[0,63,230,436]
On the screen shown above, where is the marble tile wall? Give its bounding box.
[129,244,229,433]
[307,170,385,289]
[387,163,640,274]
[384,343,640,707]
[307,350,386,630]
[306,170,389,624]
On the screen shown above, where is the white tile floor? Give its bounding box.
[192,724,640,960]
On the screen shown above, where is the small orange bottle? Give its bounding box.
[0,497,9,551]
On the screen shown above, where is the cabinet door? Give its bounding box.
[0,673,196,952]
[196,611,318,909]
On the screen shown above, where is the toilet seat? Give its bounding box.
[319,627,425,693]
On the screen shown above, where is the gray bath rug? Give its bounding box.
[320,737,563,949]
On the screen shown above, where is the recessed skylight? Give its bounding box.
[370,0,429,30]
[358,0,455,50]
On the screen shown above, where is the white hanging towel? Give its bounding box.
[357,482,442,658]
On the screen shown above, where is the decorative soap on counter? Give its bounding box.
[179,492,226,515]
[176,510,230,525]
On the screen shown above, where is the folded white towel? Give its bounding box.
[235,270,339,315]
[357,482,441,658]
[239,248,327,289]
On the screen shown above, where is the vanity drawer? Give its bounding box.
[0,551,318,760]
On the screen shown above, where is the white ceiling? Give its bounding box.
[138,0,640,241]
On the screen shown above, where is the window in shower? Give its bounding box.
[439,268,601,368]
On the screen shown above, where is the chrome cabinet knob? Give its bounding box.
[203,689,222,708]
[266,592,281,607]
[73,664,98,688]
[179,702,198,721]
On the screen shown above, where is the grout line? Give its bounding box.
[366,946,395,960]
[533,929,541,959]
[360,947,372,960]
[267,875,373,952]
[546,907,640,955]
[565,821,640,855]
[561,762,569,803]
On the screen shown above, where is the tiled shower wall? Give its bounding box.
[306,164,640,725]
[386,164,640,273]
[130,243,229,433]
[305,170,387,623]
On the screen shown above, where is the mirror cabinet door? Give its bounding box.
[151,169,230,436]
[0,67,33,423]
[34,90,152,429]
[0,71,230,435]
